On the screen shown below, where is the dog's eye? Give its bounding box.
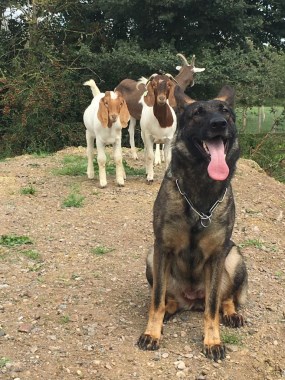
[222,106,229,113]
[193,106,204,116]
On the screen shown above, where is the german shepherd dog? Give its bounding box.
[137,86,248,361]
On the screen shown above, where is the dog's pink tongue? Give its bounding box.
[205,138,229,181]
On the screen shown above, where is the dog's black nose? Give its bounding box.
[210,117,227,130]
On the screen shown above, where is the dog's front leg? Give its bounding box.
[137,244,169,350]
[203,256,226,361]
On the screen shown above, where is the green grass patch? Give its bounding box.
[21,249,41,261]
[20,185,36,195]
[236,106,285,134]
[91,246,114,256]
[62,192,85,208]
[0,357,10,368]
[238,239,263,249]
[52,154,145,177]
[59,315,71,324]
[0,235,33,247]
[221,331,242,345]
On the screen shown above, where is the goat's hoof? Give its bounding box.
[146,180,154,185]
[202,344,226,361]
[137,334,160,351]
[99,184,107,189]
[117,183,125,187]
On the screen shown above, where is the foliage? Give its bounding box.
[20,185,36,195]
[91,246,115,255]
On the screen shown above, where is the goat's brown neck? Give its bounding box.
[153,103,173,128]
[175,70,193,91]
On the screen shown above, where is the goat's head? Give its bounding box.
[98,91,130,128]
[144,74,177,108]
[175,53,205,89]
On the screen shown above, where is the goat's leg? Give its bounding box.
[154,144,162,166]
[113,139,125,187]
[144,137,155,183]
[86,130,95,179]
[129,117,138,160]
[96,140,107,188]
[161,144,165,162]
[163,140,172,170]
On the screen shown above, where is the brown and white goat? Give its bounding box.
[83,80,130,188]
[139,74,177,182]
[115,54,205,160]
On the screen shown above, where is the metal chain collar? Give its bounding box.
[175,179,228,228]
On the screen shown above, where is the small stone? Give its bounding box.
[162,353,169,359]
[18,323,33,333]
[105,364,112,370]
[273,340,278,346]
[176,371,186,378]
[175,361,186,370]
[181,331,187,338]
[226,344,239,352]
[0,329,6,337]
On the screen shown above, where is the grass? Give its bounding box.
[221,331,242,345]
[236,106,285,134]
[0,235,33,247]
[62,191,85,208]
[91,246,115,256]
[52,154,145,177]
[0,357,10,368]
[59,315,70,324]
[238,239,263,249]
[20,185,36,195]
[21,249,41,261]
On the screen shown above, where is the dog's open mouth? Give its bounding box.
[194,137,229,181]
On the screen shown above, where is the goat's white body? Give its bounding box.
[140,97,177,181]
[83,92,125,188]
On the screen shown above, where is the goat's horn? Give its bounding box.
[165,73,179,85]
[177,53,190,66]
[145,73,158,85]
[190,54,196,66]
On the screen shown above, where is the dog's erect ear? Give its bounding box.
[174,86,195,113]
[215,85,235,108]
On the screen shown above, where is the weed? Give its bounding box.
[62,192,85,208]
[0,357,10,368]
[221,331,241,345]
[32,151,53,158]
[91,246,114,255]
[21,249,41,261]
[60,315,70,324]
[20,185,36,195]
[0,235,33,247]
[238,239,263,249]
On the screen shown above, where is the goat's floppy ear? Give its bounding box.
[119,98,130,128]
[215,85,235,108]
[168,82,177,108]
[97,97,109,128]
[144,82,155,107]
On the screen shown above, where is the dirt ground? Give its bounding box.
[0,147,284,380]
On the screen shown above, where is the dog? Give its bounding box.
[137,85,248,361]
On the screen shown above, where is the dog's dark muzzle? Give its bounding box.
[210,116,227,132]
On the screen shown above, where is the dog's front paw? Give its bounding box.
[223,313,244,328]
[203,344,226,361]
[137,334,160,351]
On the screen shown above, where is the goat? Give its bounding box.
[139,74,177,182]
[83,80,130,188]
[115,54,205,160]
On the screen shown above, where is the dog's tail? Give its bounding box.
[83,79,101,97]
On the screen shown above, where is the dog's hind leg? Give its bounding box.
[137,242,170,350]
